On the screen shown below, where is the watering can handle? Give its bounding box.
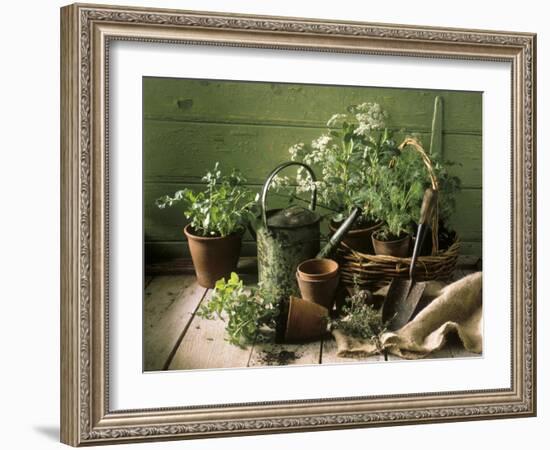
[260,162,317,229]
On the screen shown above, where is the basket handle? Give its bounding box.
[398,138,439,254]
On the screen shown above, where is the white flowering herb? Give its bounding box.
[270,102,460,237]
[279,102,398,225]
[326,113,347,128]
[288,143,305,160]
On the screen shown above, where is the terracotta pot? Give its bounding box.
[285,296,329,342]
[371,232,411,258]
[329,220,382,254]
[296,258,339,309]
[296,258,339,281]
[184,224,243,288]
[296,275,340,310]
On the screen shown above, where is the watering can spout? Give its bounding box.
[317,207,361,259]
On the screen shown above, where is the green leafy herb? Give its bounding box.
[362,150,425,240]
[198,273,279,347]
[156,163,258,237]
[360,136,461,241]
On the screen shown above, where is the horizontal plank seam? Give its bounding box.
[161,287,210,371]
[143,116,482,136]
[144,180,483,190]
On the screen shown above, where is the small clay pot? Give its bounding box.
[296,258,339,309]
[371,232,411,258]
[296,275,340,310]
[184,224,243,288]
[285,296,329,342]
[296,258,339,281]
[329,220,382,254]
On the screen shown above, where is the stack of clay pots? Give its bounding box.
[284,258,340,342]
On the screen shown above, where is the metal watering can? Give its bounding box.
[251,161,360,339]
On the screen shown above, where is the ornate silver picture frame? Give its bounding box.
[60,3,536,446]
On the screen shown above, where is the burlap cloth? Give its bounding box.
[332,271,482,359]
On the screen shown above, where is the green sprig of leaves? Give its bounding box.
[198,273,279,347]
[156,163,258,237]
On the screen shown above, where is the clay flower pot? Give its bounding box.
[371,231,411,258]
[184,224,243,288]
[296,258,339,281]
[296,258,340,309]
[329,220,382,254]
[285,296,329,342]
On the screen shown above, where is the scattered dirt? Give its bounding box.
[259,349,301,366]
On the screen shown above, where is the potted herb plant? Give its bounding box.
[272,102,398,254]
[367,150,425,257]
[367,137,461,257]
[371,220,413,258]
[156,163,257,288]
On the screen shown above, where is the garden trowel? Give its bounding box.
[382,187,438,331]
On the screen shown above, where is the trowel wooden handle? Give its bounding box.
[419,187,438,225]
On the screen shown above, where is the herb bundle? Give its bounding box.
[330,286,391,352]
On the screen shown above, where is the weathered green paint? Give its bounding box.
[430,96,444,159]
[143,77,482,133]
[144,122,482,187]
[144,77,483,261]
[459,241,482,257]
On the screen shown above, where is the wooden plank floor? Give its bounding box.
[144,270,479,371]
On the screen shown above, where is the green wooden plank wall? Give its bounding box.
[143,77,482,262]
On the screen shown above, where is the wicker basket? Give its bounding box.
[335,137,460,290]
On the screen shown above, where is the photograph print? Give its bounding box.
[143,77,482,372]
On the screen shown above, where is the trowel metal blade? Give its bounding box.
[387,281,428,331]
[383,278,413,325]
